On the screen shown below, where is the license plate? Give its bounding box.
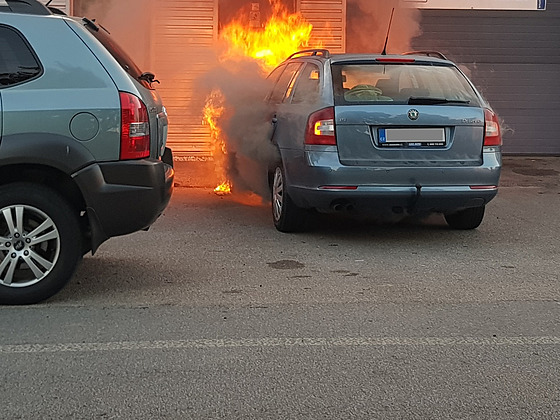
[378,128,446,147]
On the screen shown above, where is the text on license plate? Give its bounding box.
[378,128,446,147]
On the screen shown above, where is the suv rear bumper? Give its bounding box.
[73,156,174,253]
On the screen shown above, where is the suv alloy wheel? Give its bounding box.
[0,183,82,304]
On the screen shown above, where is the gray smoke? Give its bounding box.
[73,0,152,69]
[197,55,279,198]
[346,0,422,54]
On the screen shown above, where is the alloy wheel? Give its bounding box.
[0,204,60,288]
[272,167,284,222]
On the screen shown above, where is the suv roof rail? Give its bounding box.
[48,6,66,15]
[0,0,52,15]
[403,50,448,60]
[286,49,331,60]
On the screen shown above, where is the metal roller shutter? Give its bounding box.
[152,0,218,157]
[298,0,346,53]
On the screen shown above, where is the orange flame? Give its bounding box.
[220,5,313,72]
[206,2,316,195]
[203,89,230,194]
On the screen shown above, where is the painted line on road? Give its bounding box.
[1,336,559,354]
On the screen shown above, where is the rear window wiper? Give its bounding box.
[139,72,160,84]
[408,97,470,105]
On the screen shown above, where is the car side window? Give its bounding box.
[0,25,42,87]
[291,63,321,104]
[269,62,302,104]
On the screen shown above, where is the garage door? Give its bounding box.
[298,0,346,53]
[413,3,560,154]
[152,0,218,157]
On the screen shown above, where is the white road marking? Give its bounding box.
[1,336,559,354]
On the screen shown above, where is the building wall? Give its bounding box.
[412,0,560,154]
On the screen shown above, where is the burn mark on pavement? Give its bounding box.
[513,168,559,177]
[267,260,305,269]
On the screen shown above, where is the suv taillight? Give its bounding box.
[305,107,336,145]
[483,108,502,146]
[120,92,150,160]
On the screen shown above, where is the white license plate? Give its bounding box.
[378,128,446,147]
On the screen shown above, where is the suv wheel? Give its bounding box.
[0,183,82,305]
[444,206,485,230]
[271,165,307,232]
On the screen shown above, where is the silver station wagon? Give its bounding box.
[267,49,502,232]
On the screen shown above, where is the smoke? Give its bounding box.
[197,53,279,198]
[346,0,422,54]
[74,0,152,69]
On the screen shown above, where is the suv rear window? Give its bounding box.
[79,18,152,90]
[0,25,41,87]
[332,62,481,107]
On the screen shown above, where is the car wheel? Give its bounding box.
[271,165,306,232]
[0,183,82,305]
[444,206,485,230]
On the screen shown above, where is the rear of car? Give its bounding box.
[66,16,173,246]
[0,3,173,304]
[268,51,501,232]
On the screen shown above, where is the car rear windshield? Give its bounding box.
[331,62,481,107]
[79,18,152,90]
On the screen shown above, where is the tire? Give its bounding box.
[444,206,485,230]
[271,165,307,232]
[0,183,82,305]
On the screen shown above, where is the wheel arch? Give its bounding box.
[0,163,86,210]
[0,164,91,252]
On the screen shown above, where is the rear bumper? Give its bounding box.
[284,147,501,214]
[73,155,174,252]
[290,185,497,214]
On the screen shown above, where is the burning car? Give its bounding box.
[266,49,502,232]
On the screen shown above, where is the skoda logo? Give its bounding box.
[408,109,419,121]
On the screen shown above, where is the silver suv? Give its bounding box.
[267,49,502,232]
[0,0,174,304]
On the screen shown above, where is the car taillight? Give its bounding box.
[305,107,336,145]
[483,108,502,146]
[120,92,150,160]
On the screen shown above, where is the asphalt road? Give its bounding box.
[1,158,559,419]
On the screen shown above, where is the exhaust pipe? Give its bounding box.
[331,201,354,212]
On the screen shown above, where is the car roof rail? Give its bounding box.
[286,49,331,60]
[402,50,448,60]
[0,0,52,15]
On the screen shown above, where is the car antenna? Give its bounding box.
[381,8,395,55]
[46,0,53,5]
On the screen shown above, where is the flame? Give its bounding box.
[220,4,314,72]
[214,181,232,195]
[206,1,316,195]
[203,89,230,194]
